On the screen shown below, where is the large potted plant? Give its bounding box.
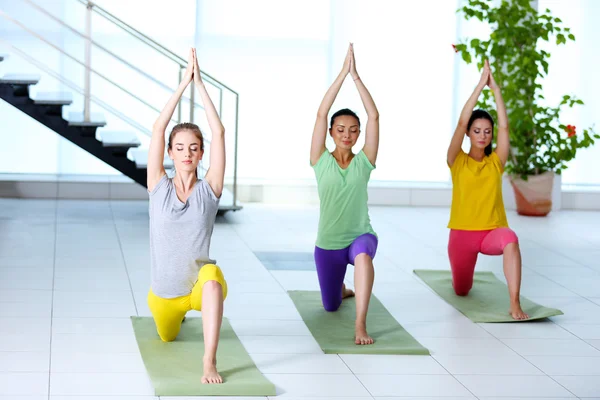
[454,0,598,216]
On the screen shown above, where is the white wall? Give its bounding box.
[1,0,599,185]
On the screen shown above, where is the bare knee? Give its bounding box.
[203,280,222,292]
[504,242,519,252]
[354,253,374,271]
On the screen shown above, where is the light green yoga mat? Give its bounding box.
[288,291,430,355]
[131,317,276,396]
[413,270,564,323]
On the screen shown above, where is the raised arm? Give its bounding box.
[447,60,489,167]
[193,49,226,198]
[310,45,352,166]
[350,44,379,165]
[147,49,194,192]
[488,67,509,167]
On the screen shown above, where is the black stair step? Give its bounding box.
[131,149,174,169]
[33,92,73,106]
[99,131,141,147]
[67,112,107,127]
[0,74,41,85]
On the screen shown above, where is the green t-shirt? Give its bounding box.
[312,150,377,250]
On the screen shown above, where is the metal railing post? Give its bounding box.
[84,3,92,122]
[233,94,239,207]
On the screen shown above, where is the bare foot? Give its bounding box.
[509,302,529,320]
[355,322,374,345]
[342,284,355,299]
[201,358,222,384]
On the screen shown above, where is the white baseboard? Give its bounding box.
[0,174,599,210]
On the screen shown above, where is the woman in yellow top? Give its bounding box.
[447,60,528,320]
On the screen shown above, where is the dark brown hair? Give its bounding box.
[467,109,493,156]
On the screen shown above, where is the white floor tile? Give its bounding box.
[225,304,302,321]
[51,317,134,335]
[0,334,49,352]
[375,398,475,400]
[51,333,139,354]
[251,353,351,374]
[2,200,600,397]
[50,372,154,396]
[50,352,145,373]
[0,289,52,303]
[264,373,371,397]
[552,375,600,397]
[525,355,600,375]
[0,352,49,372]
[238,336,322,354]
[0,301,51,318]
[559,324,600,340]
[404,320,492,338]
[52,300,137,318]
[588,339,600,351]
[416,337,514,356]
[357,374,472,397]
[340,354,447,374]
[0,372,49,395]
[455,375,575,397]
[433,354,543,375]
[50,397,157,400]
[229,319,311,336]
[479,321,576,339]
[501,338,600,356]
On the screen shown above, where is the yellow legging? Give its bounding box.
[147,264,228,342]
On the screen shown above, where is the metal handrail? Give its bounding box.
[0,38,209,174]
[22,0,208,115]
[1,2,238,203]
[74,0,239,95]
[0,9,212,145]
[0,12,162,121]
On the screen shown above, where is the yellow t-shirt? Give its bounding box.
[448,150,509,230]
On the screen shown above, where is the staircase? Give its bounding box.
[0,2,241,214]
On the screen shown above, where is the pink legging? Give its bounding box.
[448,228,519,296]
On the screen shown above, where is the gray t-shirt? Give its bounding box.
[149,175,220,298]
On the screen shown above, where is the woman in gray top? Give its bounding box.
[147,48,227,384]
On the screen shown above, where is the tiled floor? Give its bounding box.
[1,198,600,399]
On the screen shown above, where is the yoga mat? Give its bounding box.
[131,317,276,396]
[413,269,564,323]
[288,291,430,355]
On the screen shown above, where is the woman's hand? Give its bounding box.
[487,60,500,91]
[339,43,352,78]
[477,59,490,90]
[192,48,203,85]
[350,43,359,80]
[182,48,194,85]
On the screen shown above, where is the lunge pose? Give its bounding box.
[447,59,528,320]
[147,48,228,383]
[310,44,380,344]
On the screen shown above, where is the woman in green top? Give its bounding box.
[310,44,380,345]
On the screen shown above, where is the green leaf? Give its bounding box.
[568,33,575,40]
[462,51,472,64]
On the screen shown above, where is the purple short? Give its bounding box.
[314,233,378,311]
